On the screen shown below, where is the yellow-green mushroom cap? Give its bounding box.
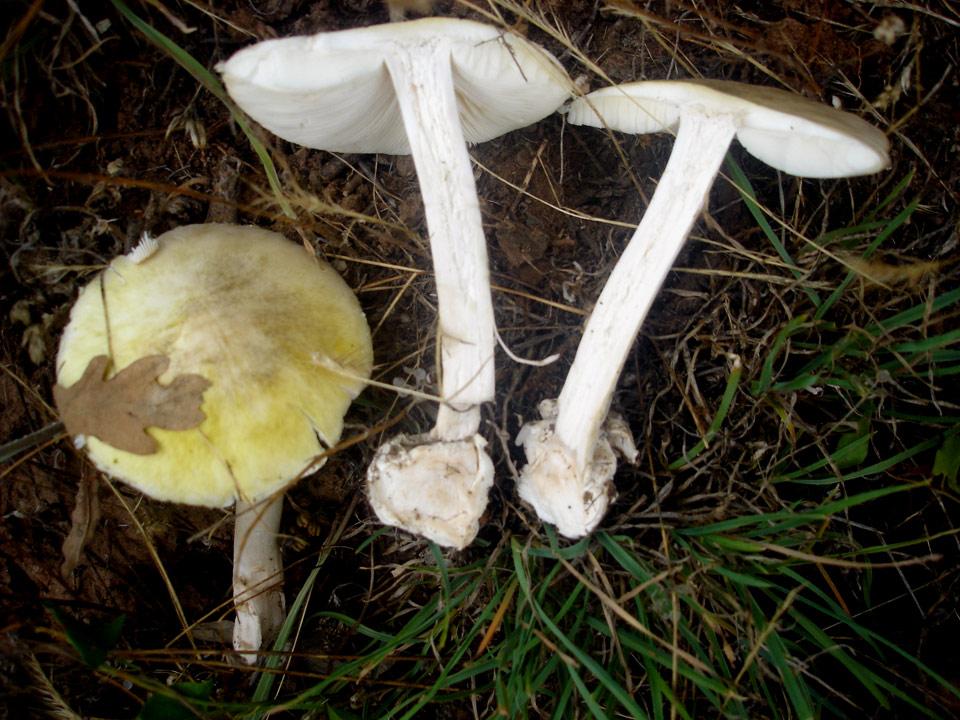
[55,224,373,507]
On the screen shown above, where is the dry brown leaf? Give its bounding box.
[61,470,99,583]
[54,355,211,455]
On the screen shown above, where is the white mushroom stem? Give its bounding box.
[518,112,737,538]
[233,495,286,662]
[219,20,571,550]
[557,114,736,467]
[385,40,495,440]
[363,38,498,550]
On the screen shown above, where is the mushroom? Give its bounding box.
[517,79,890,538]
[54,224,373,659]
[218,18,571,549]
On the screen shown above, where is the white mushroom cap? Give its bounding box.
[567,79,889,178]
[219,17,572,155]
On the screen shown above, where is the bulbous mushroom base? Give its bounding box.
[516,402,638,539]
[367,432,494,549]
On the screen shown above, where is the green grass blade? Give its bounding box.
[815,197,919,320]
[669,356,743,469]
[750,315,814,397]
[725,158,821,307]
[774,286,960,389]
[512,539,649,719]
[678,481,922,537]
[778,432,950,485]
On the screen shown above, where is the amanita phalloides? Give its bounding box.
[54,224,372,659]
[219,18,571,549]
[517,79,890,538]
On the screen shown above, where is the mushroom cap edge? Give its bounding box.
[567,79,890,178]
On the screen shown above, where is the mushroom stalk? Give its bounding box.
[385,41,496,439]
[557,114,736,467]
[518,113,737,537]
[219,18,573,549]
[363,38,499,549]
[233,495,286,661]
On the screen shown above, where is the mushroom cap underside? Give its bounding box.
[56,224,374,507]
[219,17,572,155]
[567,79,890,178]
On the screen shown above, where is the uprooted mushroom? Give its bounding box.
[517,79,890,538]
[219,17,572,549]
[54,224,373,660]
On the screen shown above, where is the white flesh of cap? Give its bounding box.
[219,18,571,154]
[567,79,889,178]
